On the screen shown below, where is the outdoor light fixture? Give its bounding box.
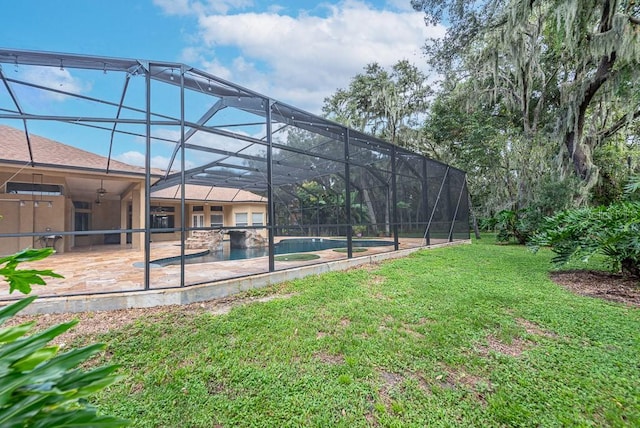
[95,179,107,205]
[96,179,107,197]
[170,69,174,81]
[13,200,52,207]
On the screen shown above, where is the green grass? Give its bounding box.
[92,238,640,427]
[274,253,321,261]
[333,247,368,253]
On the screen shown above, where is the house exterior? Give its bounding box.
[0,125,267,256]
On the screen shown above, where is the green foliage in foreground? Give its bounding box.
[92,240,639,427]
[532,201,640,278]
[0,248,128,427]
[0,297,128,427]
[0,248,63,294]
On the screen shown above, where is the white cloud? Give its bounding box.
[154,0,253,16]
[184,0,443,112]
[20,66,91,101]
[385,0,414,11]
[114,151,179,170]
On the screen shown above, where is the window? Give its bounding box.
[211,205,223,212]
[192,214,204,228]
[75,212,90,232]
[150,206,175,232]
[73,201,90,210]
[7,182,63,196]
[73,201,91,234]
[210,214,224,228]
[251,212,264,226]
[235,212,248,227]
[193,205,204,212]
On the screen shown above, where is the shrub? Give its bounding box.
[0,248,128,426]
[530,201,640,279]
[494,209,540,245]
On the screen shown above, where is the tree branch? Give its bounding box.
[600,108,640,140]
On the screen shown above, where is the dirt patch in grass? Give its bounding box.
[5,292,298,345]
[376,370,405,412]
[313,352,344,365]
[400,323,425,339]
[476,334,529,357]
[414,366,493,406]
[369,274,386,286]
[516,317,557,338]
[550,270,640,308]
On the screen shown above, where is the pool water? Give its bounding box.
[157,238,393,266]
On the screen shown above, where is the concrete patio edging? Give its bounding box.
[15,240,470,314]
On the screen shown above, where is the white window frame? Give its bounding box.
[235,212,248,227]
[210,213,224,228]
[251,212,264,226]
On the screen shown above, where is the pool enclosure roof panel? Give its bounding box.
[0,48,465,194]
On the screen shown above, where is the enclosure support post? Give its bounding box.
[344,128,352,258]
[266,99,275,272]
[391,146,399,250]
[424,166,449,246]
[447,178,466,242]
[179,65,186,287]
[422,158,430,245]
[143,64,151,291]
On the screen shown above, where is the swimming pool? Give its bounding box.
[156,238,393,266]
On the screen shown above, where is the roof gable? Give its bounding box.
[0,125,148,175]
[151,184,266,203]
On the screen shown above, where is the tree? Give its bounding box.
[412,0,640,193]
[323,60,432,152]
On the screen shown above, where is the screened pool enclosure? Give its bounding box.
[0,49,469,298]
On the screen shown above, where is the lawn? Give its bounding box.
[90,238,639,427]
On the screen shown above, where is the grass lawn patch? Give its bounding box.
[333,247,368,253]
[274,253,320,261]
[73,238,640,426]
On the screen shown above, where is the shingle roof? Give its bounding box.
[0,125,148,175]
[151,184,266,203]
[0,125,264,203]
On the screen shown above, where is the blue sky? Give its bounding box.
[2,0,443,113]
[1,1,444,170]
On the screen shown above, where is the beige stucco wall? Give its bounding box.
[0,195,66,255]
[151,201,268,240]
[0,169,68,255]
[1,165,268,254]
[0,167,147,254]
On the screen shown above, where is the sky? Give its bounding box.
[1,0,443,114]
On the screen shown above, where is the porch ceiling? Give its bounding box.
[64,176,134,201]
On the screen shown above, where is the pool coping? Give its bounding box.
[13,240,470,314]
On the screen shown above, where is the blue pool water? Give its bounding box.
[157,238,393,266]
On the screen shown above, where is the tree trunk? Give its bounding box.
[562,3,616,183]
[468,192,481,239]
[362,187,378,233]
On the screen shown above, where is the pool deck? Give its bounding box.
[0,236,461,312]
